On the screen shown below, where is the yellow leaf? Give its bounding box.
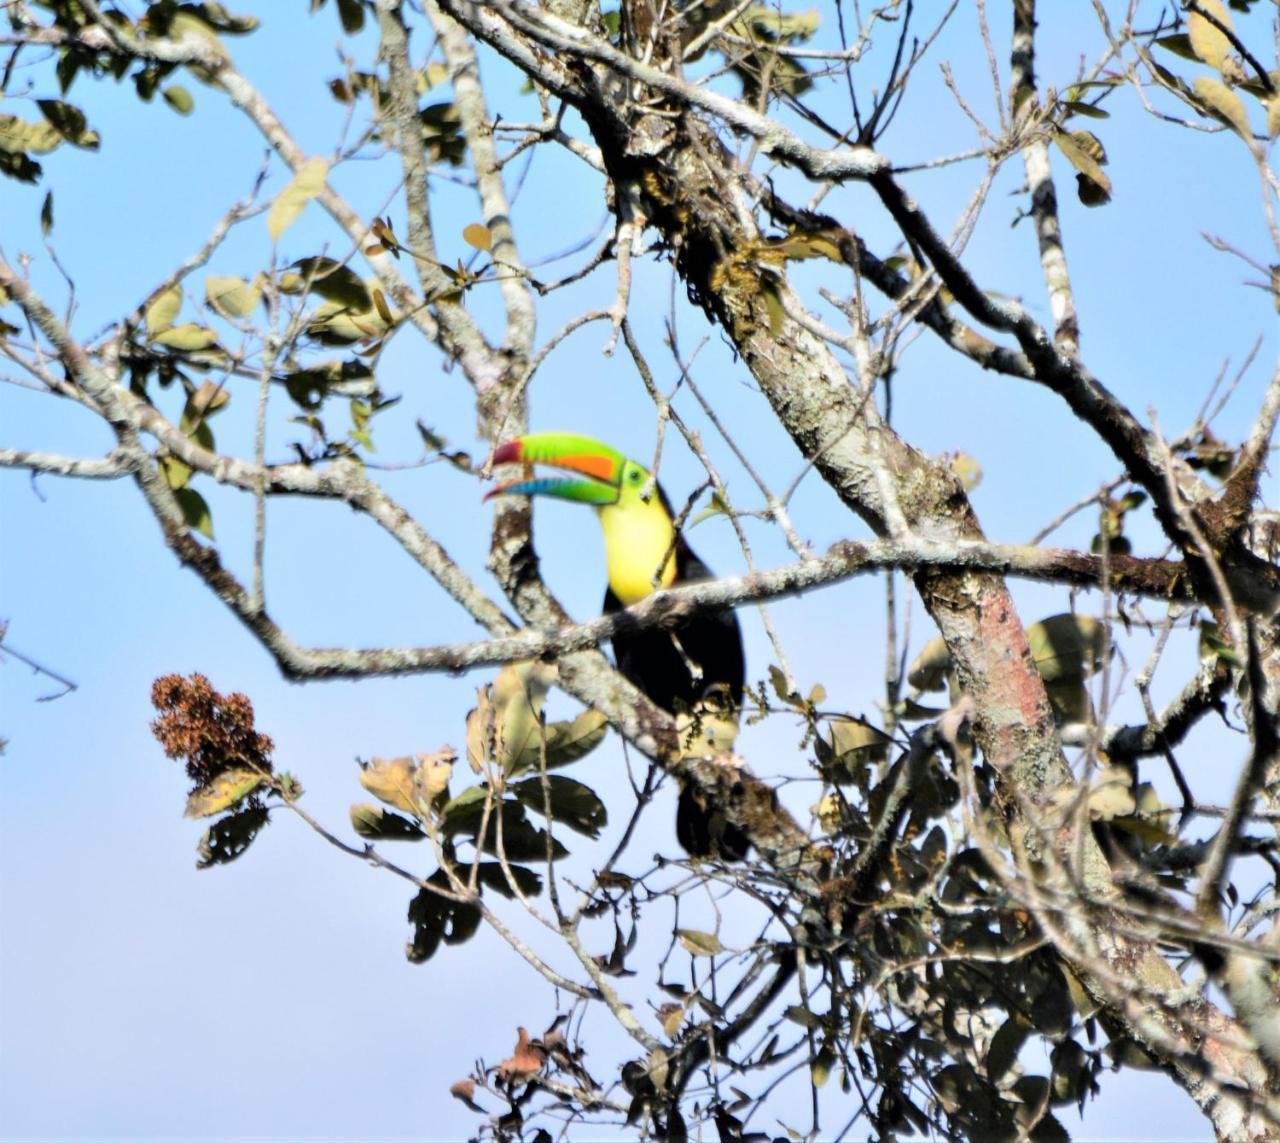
[267,156,329,243]
[658,1002,685,1039]
[189,379,229,416]
[1025,614,1106,683]
[1188,0,1233,70]
[205,274,261,318]
[358,750,455,817]
[814,793,842,833]
[462,223,492,251]
[145,284,183,336]
[950,451,982,491]
[1194,76,1253,139]
[358,755,419,815]
[1052,130,1113,200]
[184,767,264,817]
[677,928,724,957]
[160,454,192,489]
[1266,98,1280,140]
[811,1046,835,1088]
[491,661,556,768]
[152,323,219,351]
[419,63,450,91]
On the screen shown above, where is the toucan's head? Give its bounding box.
[486,432,677,604]
[486,432,660,511]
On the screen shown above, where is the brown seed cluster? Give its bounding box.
[150,673,274,792]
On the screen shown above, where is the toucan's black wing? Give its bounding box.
[603,540,743,713]
[604,537,748,860]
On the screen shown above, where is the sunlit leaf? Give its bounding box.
[185,767,264,817]
[153,323,220,352]
[1188,0,1234,70]
[145,284,183,336]
[1193,76,1253,138]
[267,156,329,242]
[462,222,492,251]
[160,454,193,490]
[1053,129,1112,205]
[677,929,724,957]
[359,751,454,817]
[205,274,261,318]
[950,451,982,491]
[163,85,195,115]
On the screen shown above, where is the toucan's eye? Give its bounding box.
[628,469,642,483]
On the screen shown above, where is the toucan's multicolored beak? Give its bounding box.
[485,432,627,505]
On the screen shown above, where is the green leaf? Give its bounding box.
[1052,129,1112,205]
[174,487,215,540]
[1193,76,1253,138]
[185,767,264,817]
[815,717,891,783]
[267,156,329,242]
[197,806,268,868]
[1154,33,1199,62]
[407,870,479,963]
[37,99,100,150]
[145,284,183,337]
[677,928,724,957]
[1062,100,1109,120]
[442,794,569,862]
[1188,0,1234,69]
[1026,614,1106,683]
[166,12,231,58]
[985,1017,1027,1082]
[0,151,44,184]
[153,323,219,352]
[504,710,609,775]
[349,802,425,841]
[690,487,732,528]
[290,256,372,309]
[162,85,195,115]
[810,1045,835,1089]
[336,0,365,33]
[510,775,607,838]
[420,102,466,165]
[438,783,489,828]
[907,636,952,691]
[475,861,542,899]
[0,115,62,156]
[783,1004,822,1030]
[189,380,230,417]
[769,664,799,705]
[160,454,193,490]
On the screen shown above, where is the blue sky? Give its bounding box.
[3,2,1275,1138]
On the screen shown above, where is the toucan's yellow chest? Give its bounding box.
[598,497,677,605]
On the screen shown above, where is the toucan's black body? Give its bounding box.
[489,434,750,860]
[603,507,749,861]
[603,539,744,716]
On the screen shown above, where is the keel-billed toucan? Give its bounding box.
[487,432,749,860]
